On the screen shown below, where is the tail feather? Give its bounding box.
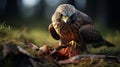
[104,40,115,47]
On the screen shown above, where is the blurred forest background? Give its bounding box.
[0,0,120,46]
[0,0,120,29]
[0,0,120,67]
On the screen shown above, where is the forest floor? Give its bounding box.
[0,23,120,67]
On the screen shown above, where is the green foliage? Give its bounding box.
[0,23,12,44]
[0,23,10,36]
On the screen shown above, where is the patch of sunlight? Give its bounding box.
[22,0,40,7]
[106,30,120,46]
[28,28,58,46]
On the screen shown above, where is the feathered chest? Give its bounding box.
[53,22,80,40]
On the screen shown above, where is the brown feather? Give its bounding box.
[48,24,60,40]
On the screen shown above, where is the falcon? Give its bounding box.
[49,4,114,53]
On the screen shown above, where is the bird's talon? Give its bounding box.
[69,40,77,48]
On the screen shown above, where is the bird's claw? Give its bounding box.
[69,40,77,48]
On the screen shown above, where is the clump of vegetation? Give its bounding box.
[0,23,12,44]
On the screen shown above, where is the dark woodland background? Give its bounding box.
[0,0,120,67]
[0,0,120,29]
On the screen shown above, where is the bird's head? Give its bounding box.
[55,4,77,24]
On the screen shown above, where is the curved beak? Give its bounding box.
[62,16,69,23]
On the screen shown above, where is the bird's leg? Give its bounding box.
[78,43,91,54]
[85,44,91,54]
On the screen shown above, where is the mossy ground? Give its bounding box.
[0,23,120,67]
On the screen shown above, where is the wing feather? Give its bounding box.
[48,24,60,40]
[76,10,94,25]
[79,24,103,43]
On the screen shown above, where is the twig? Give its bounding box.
[57,54,120,65]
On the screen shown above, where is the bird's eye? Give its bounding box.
[69,13,77,23]
[58,13,63,17]
[70,13,77,20]
[70,13,76,19]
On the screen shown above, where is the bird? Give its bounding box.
[48,4,114,53]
